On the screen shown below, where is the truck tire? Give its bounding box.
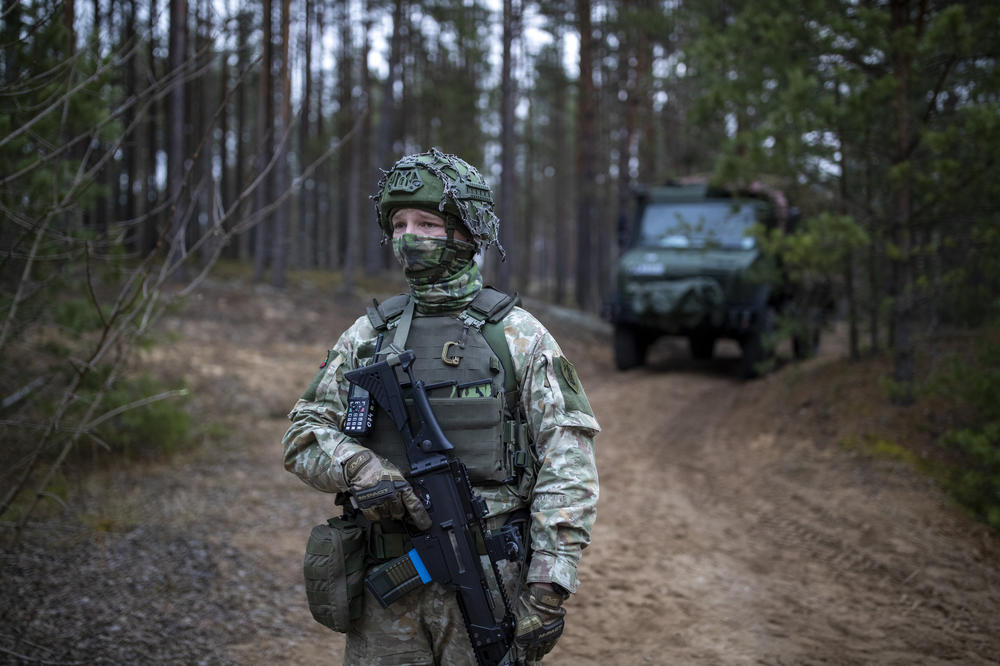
[614,324,648,371]
[689,334,716,360]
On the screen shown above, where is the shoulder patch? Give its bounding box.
[301,350,342,402]
[555,356,580,394]
[553,356,593,417]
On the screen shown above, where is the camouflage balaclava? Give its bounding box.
[373,148,504,313]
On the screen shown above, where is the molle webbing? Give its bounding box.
[362,288,526,486]
[365,288,519,393]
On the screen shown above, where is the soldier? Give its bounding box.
[283,148,600,665]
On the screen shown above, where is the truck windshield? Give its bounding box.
[638,201,758,249]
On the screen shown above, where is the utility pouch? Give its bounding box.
[303,515,366,633]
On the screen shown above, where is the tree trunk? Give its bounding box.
[335,2,353,270]
[522,96,535,293]
[889,0,915,404]
[617,25,636,252]
[271,0,291,288]
[636,2,655,184]
[298,0,313,269]
[361,3,380,274]
[343,106,362,294]
[4,0,23,85]
[372,0,404,270]
[196,0,214,268]
[553,31,569,306]
[313,3,328,269]
[235,10,251,262]
[167,0,188,273]
[142,0,160,257]
[497,0,517,292]
[219,10,231,257]
[253,0,274,282]
[121,0,138,253]
[575,0,596,310]
[91,0,109,236]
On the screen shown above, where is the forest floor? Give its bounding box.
[3,276,999,665]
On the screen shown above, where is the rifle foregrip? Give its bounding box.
[366,549,432,609]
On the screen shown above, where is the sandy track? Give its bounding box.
[4,281,997,665]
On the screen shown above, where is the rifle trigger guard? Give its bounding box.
[441,341,462,367]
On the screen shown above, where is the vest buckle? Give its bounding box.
[441,340,462,366]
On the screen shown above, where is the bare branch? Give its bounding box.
[80,389,189,432]
[0,217,52,358]
[0,39,144,151]
[178,108,368,296]
[84,244,109,329]
[15,347,127,530]
[1,377,49,410]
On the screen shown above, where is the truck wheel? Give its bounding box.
[740,310,776,379]
[614,324,648,371]
[689,334,716,360]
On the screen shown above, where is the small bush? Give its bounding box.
[930,320,1000,528]
[53,297,106,334]
[90,375,192,460]
[943,424,1000,528]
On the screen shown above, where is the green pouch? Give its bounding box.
[303,515,366,633]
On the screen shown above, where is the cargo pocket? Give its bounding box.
[303,515,366,633]
[428,395,506,484]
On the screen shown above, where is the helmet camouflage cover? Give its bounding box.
[373,147,505,258]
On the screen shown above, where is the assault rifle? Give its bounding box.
[344,350,523,666]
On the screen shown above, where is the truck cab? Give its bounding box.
[609,183,807,378]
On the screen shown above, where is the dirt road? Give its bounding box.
[4,280,999,664]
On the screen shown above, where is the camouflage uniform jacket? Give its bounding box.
[282,302,600,593]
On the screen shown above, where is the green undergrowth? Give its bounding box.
[759,317,1000,531]
[1,372,199,522]
[925,321,1000,528]
[827,322,1000,530]
[84,373,193,461]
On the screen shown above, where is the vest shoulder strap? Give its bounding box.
[466,287,519,396]
[468,286,520,324]
[366,293,410,331]
[481,318,518,396]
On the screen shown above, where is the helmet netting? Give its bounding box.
[372,147,505,259]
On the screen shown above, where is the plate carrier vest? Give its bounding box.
[361,287,533,490]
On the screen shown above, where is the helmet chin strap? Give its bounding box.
[444,213,468,245]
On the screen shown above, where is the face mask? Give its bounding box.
[392,234,477,282]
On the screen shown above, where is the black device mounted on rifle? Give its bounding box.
[344,350,523,666]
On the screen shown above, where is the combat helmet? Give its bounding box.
[373,148,505,258]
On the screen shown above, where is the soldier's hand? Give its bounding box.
[515,583,567,663]
[343,450,432,530]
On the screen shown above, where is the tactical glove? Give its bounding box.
[515,583,567,664]
[343,450,432,530]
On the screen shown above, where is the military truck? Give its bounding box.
[609,182,817,378]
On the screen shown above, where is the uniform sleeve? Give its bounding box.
[504,308,600,594]
[282,315,377,493]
